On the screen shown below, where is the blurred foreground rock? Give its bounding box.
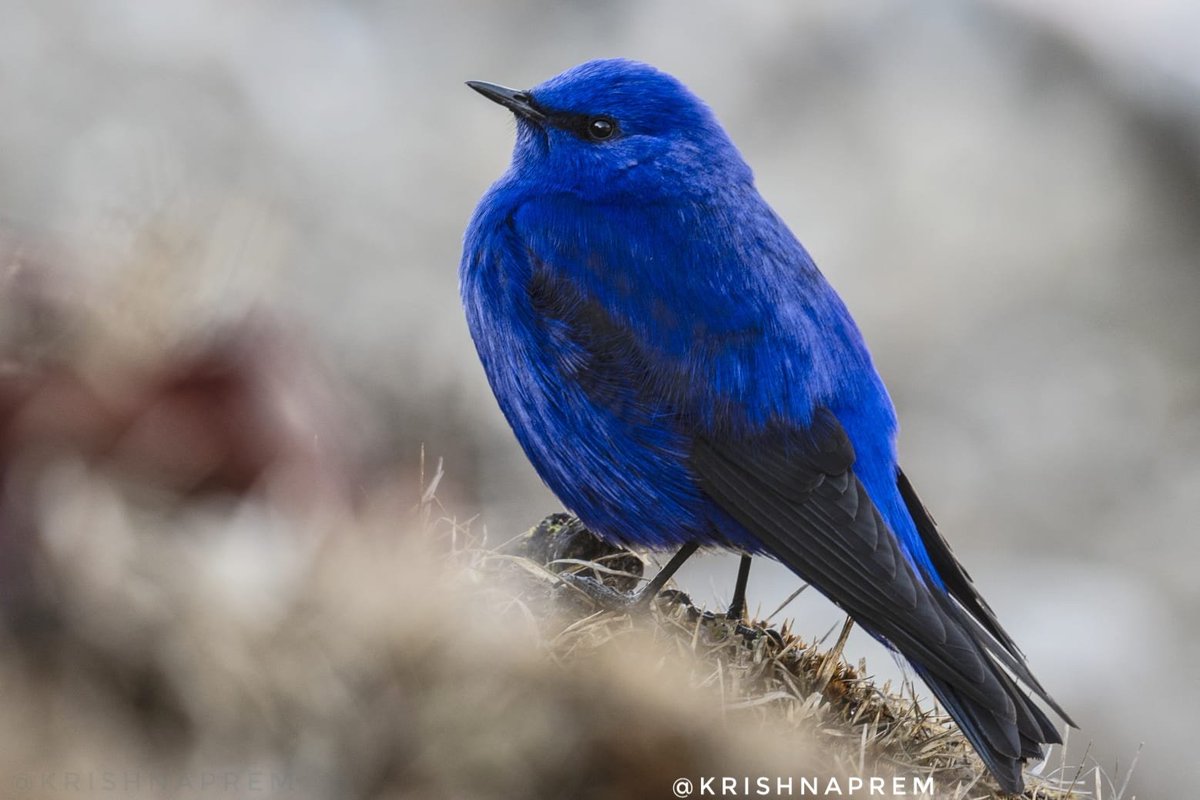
[0,484,839,799]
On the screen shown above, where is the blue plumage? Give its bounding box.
[462,59,1071,793]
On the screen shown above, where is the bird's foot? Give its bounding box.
[559,571,777,648]
[558,571,664,612]
[669,598,780,646]
[725,597,746,621]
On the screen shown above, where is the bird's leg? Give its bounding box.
[560,541,699,611]
[638,541,700,602]
[725,553,753,620]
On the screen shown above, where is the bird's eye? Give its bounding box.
[587,117,616,141]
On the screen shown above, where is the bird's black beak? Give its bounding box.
[466,80,547,124]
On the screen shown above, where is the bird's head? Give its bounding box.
[468,59,752,200]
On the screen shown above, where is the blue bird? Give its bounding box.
[461,59,1073,793]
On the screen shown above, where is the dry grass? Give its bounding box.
[483,513,1098,800]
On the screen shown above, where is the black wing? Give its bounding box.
[690,410,1065,792]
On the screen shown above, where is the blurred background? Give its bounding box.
[1,0,1197,797]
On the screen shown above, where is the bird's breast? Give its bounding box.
[461,219,709,549]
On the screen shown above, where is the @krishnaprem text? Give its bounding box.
[671,775,936,797]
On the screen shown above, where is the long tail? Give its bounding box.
[910,645,1060,794]
[896,468,1073,792]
